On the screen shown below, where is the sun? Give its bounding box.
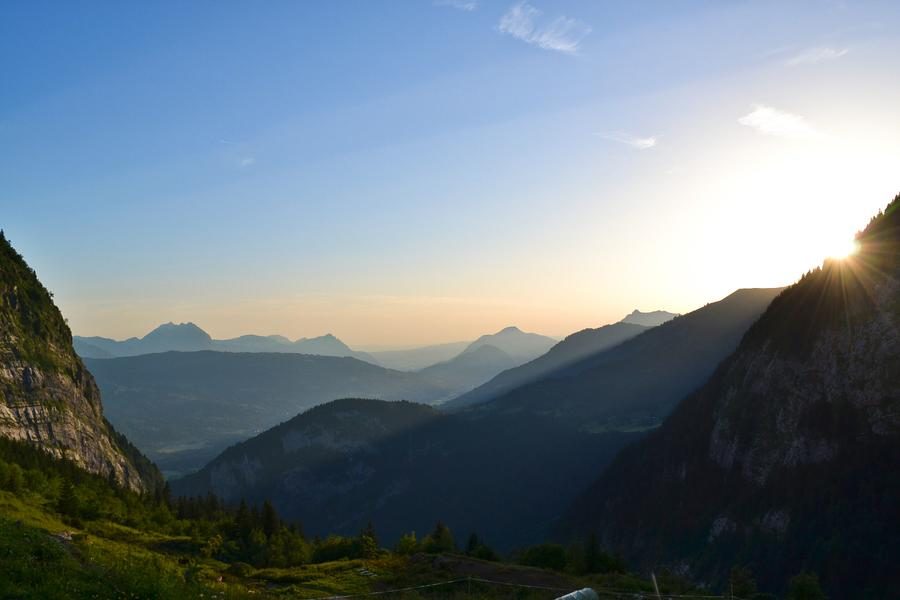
[828,238,860,260]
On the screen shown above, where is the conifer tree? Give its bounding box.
[262,500,280,539]
[56,479,79,518]
[423,521,455,553]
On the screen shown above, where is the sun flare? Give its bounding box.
[828,238,860,260]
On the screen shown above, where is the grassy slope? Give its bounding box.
[0,485,696,599]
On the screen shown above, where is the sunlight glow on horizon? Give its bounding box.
[3,2,899,346]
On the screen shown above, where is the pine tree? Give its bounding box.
[395,531,419,555]
[235,500,252,546]
[423,521,455,553]
[262,500,280,539]
[56,479,79,518]
[361,521,378,547]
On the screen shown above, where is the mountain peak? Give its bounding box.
[620,309,679,327]
[145,321,209,336]
[140,321,212,352]
[462,326,556,361]
[497,326,522,334]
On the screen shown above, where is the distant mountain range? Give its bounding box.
[444,321,651,410]
[369,341,472,371]
[87,351,456,478]
[85,324,597,475]
[460,326,557,361]
[560,197,900,597]
[449,290,778,424]
[73,324,561,377]
[417,344,520,394]
[173,289,775,550]
[74,323,378,364]
[412,327,559,398]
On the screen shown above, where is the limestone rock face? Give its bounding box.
[0,232,157,492]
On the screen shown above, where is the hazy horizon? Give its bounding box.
[4,1,899,346]
[65,307,690,350]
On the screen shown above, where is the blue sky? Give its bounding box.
[3,1,900,346]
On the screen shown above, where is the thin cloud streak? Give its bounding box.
[738,105,821,139]
[595,131,658,150]
[785,46,848,66]
[498,2,590,54]
[434,0,477,11]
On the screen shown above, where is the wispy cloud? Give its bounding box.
[498,2,591,54]
[594,131,658,150]
[738,105,821,139]
[434,0,477,11]
[218,139,256,168]
[785,46,848,66]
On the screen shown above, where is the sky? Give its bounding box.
[3,1,900,348]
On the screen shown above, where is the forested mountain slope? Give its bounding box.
[88,352,455,477]
[563,196,900,597]
[466,288,783,431]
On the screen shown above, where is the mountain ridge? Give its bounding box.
[452,289,782,421]
[620,309,679,327]
[561,196,900,597]
[0,232,160,493]
[75,324,378,364]
[88,350,458,476]
[460,326,556,361]
[444,321,650,410]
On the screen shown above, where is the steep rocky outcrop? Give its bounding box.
[0,232,160,493]
[562,196,900,596]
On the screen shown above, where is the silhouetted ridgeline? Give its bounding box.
[460,288,783,430]
[562,195,900,597]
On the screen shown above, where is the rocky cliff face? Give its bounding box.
[561,196,900,596]
[0,232,159,493]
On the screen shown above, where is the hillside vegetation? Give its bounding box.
[0,435,712,599]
